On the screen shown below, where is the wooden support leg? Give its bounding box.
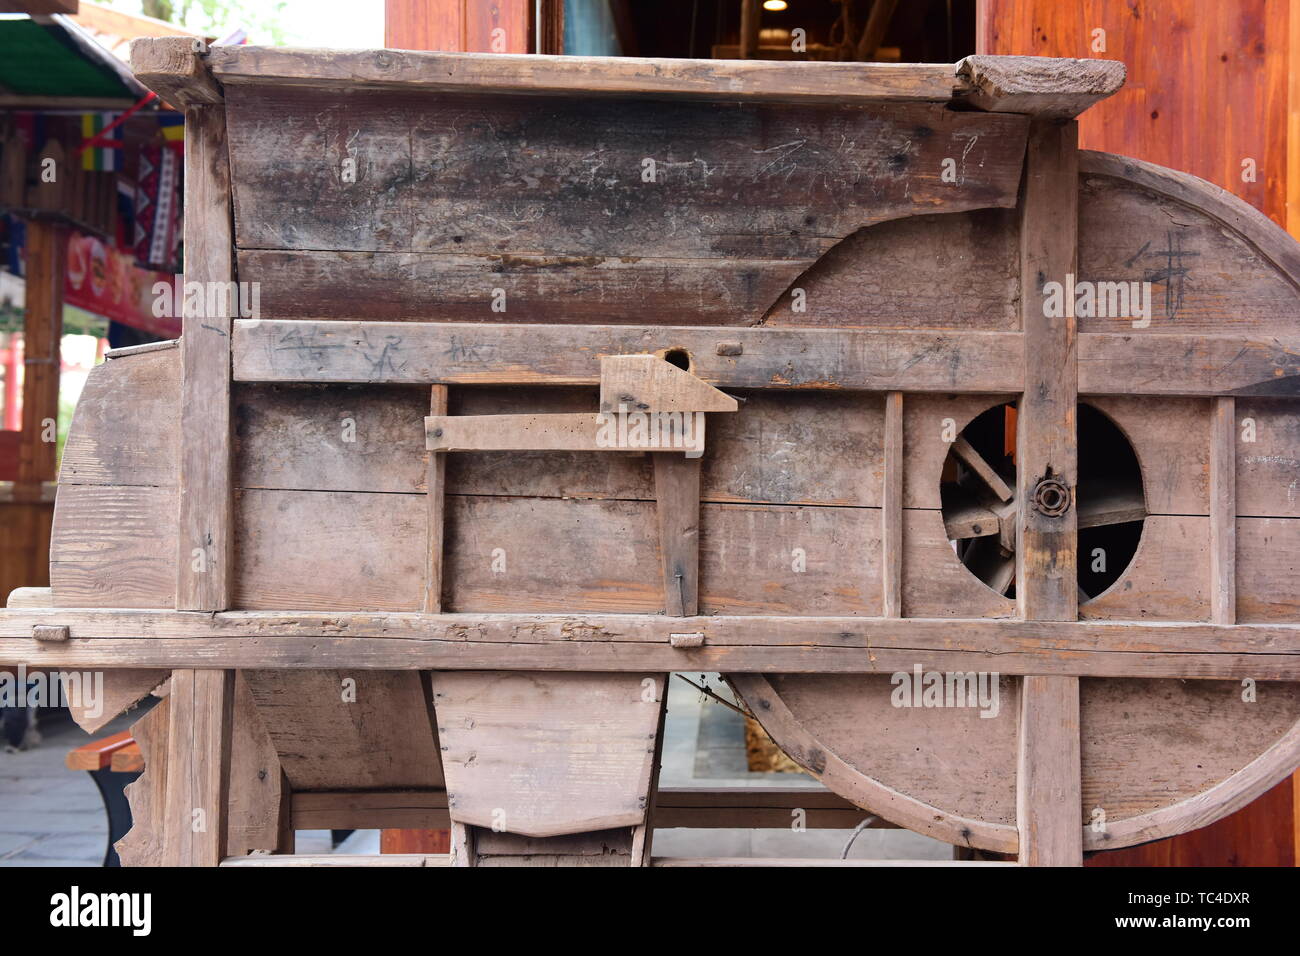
[227,672,293,856]
[1015,119,1083,866]
[161,669,235,866]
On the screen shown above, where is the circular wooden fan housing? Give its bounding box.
[941,402,1146,602]
[731,151,1300,856]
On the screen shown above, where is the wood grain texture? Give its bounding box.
[654,454,700,617]
[882,392,903,618]
[210,46,965,103]
[161,669,234,866]
[1018,676,1083,865]
[430,671,662,837]
[958,55,1125,118]
[60,346,179,488]
[1211,397,1237,625]
[176,105,235,611]
[982,3,1288,226]
[1015,119,1082,866]
[761,209,1021,331]
[62,669,169,734]
[6,609,1295,680]
[241,669,443,791]
[237,249,806,327]
[50,484,177,608]
[117,694,170,867]
[130,37,223,107]
[226,672,292,857]
[233,320,1025,392]
[425,385,449,614]
[224,85,1028,258]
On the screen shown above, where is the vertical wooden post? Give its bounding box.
[654,454,701,617]
[1210,397,1236,626]
[1015,119,1083,867]
[425,385,450,613]
[882,391,903,618]
[17,218,63,490]
[161,668,235,866]
[739,0,761,58]
[175,103,235,611]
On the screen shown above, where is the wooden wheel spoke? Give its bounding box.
[1077,483,1146,530]
[951,436,1014,502]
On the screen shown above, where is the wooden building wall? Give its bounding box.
[979,0,1299,867]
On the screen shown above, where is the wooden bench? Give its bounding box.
[65,731,142,867]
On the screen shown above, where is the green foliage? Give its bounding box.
[138,0,293,45]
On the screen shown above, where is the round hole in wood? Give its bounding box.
[939,402,1145,601]
[662,347,692,371]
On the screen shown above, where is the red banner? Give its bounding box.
[63,232,180,338]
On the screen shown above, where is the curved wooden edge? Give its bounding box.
[1092,706,1300,851]
[727,674,1020,854]
[1079,149,1300,293]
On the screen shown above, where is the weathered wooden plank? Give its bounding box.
[59,346,179,488]
[234,319,1295,396]
[425,385,449,614]
[427,412,704,453]
[176,104,235,611]
[882,391,903,619]
[958,56,1125,118]
[1017,675,1083,866]
[290,787,882,830]
[62,669,169,733]
[236,250,805,326]
[233,320,1025,391]
[209,46,966,103]
[131,37,223,107]
[227,672,292,857]
[1079,150,1300,332]
[1237,517,1300,623]
[234,488,424,611]
[50,484,177,608]
[241,669,443,791]
[1015,119,1083,866]
[430,671,662,837]
[117,694,170,867]
[5,609,1297,679]
[224,86,1027,257]
[161,669,234,866]
[762,209,1021,331]
[1211,397,1237,626]
[1078,169,1300,336]
[1081,515,1211,622]
[655,455,700,617]
[1236,400,1300,518]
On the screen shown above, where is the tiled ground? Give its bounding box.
[1,673,948,865]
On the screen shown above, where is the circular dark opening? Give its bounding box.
[663,348,691,371]
[939,402,1145,601]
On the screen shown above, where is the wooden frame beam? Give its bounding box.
[231,320,1299,397]
[174,104,235,611]
[3,609,1296,679]
[1015,119,1083,867]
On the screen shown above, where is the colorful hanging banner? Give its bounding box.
[79,112,121,172]
[64,231,180,338]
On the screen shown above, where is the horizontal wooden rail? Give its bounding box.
[290,787,888,831]
[2,608,1296,679]
[231,320,1298,397]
